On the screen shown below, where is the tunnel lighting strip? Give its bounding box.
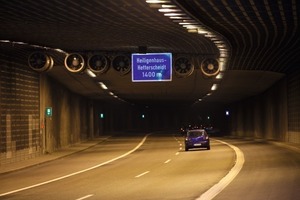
[0,134,151,197]
[216,72,223,79]
[98,82,108,90]
[211,84,218,91]
[0,40,124,102]
[98,82,120,99]
[146,0,230,104]
[146,1,230,65]
[85,69,96,77]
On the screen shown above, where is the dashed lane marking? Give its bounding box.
[135,171,150,178]
[76,194,94,200]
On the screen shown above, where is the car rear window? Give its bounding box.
[188,130,207,137]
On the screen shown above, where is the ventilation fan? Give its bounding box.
[64,53,85,73]
[87,54,108,74]
[174,57,194,77]
[112,55,131,75]
[201,58,220,77]
[28,52,53,72]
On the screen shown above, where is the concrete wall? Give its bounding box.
[40,74,91,153]
[228,69,300,144]
[0,61,93,165]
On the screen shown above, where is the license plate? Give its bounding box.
[194,144,202,146]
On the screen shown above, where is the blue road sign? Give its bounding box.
[131,53,172,82]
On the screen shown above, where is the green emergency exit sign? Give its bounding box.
[45,107,52,117]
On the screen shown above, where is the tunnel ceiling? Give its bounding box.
[0,0,299,106]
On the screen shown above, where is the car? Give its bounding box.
[184,129,210,151]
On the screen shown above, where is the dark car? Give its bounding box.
[184,129,210,151]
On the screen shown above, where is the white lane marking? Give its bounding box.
[135,171,150,178]
[175,152,179,155]
[76,194,94,200]
[196,139,245,200]
[0,134,151,197]
[164,159,171,164]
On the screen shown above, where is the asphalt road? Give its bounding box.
[0,132,299,200]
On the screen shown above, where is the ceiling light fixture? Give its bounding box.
[188,29,198,33]
[182,25,199,29]
[219,61,226,71]
[198,29,208,34]
[169,16,189,19]
[164,13,185,16]
[158,8,180,12]
[211,84,218,91]
[217,44,225,48]
[216,72,223,79]
[213,41,223,44]
[146,0,170,3]
[86,69,96,77]
[98,82,108,90]
[161,4,176,8]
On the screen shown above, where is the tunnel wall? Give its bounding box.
[286,67,300,144]
[229,69,300,144]
[40,74,91,153]
[93,101,227,136]
[93,102,189,134]
[0,61,92,165]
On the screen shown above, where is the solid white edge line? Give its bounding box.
[0,134,151,197]
[196,139,245,200]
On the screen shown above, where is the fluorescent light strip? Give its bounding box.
[86,69,96,77]
[188,29,198,33]
[158,8,181,12]
[179,22,198,25]
[216,72,223,79]
[146,0,170,3]
[164,13,185,16]
[161,4,176,8]
[211,84,218,91]
[98,82,108,90]
[182,25,199,29]
[146,0,229,92]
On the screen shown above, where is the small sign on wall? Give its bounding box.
[45,107,52,117]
